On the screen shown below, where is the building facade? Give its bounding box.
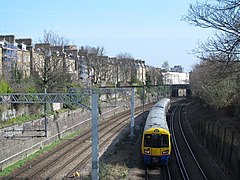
[0,34,148,88]
[0,35,32,79]
[162,72,189,85]
[170,65,184,73]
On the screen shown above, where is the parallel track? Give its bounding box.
[61,113,131,179]
[169,104,207,180]
[6,103,154,179]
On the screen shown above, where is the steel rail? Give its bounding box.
[166,165,171,180]
[5,109,132,179]
[61,114,131,179]
[170,106,189,180]
[177,105,208,180]
[6,103,153,179]
[62,104,154,179]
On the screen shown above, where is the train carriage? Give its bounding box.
[141,98,171,166]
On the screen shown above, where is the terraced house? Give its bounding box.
[0,36,33,79]
[0,34,149,90]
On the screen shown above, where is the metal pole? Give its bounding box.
[44,88,47,137]
[92,93,99,180]
[142,85,145,114]
[130,88,135,137]
[114,83,117,107]
[115,61,118,107]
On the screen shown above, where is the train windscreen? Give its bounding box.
[144,134,169,148]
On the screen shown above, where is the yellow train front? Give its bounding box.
[141,98,171,166]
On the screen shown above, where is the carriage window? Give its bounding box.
[144,134,152,147]
[144,134,169,148]
[161,134,169,147]
[152,134,161,148]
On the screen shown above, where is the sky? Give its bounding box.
[1,0,214,72]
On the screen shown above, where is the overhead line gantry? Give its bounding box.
[0,87,133,180]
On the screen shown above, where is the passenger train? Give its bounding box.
[141,98,171,166]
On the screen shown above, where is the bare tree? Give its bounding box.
[116,52,134,59]
[33,30,72,92]
[81,46,109,85]
[161,61,169,72]
[39,29,70,46]
[183,0,240,62]
[146,67,163,85]
[184,0,240,111]
[116,52,134,85]
[190,60,239,107]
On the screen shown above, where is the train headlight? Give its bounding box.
[144,149,150,154]
[162,150,169,155]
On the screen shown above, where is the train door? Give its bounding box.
[151,134,161,156]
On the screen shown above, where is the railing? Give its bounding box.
[193,120,240,179]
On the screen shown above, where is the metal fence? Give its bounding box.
[194,121,240,180]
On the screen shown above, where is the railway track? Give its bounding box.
[169,104,207,180]
[5,102,154,179]
[141,99,228,180]
[145,165,171,180]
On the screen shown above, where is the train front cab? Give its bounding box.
[142,128,171,166]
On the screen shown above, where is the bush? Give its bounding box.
[0,114,42,128]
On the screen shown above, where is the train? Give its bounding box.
[141,98,171,166]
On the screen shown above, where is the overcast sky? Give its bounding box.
[1,0,214,72]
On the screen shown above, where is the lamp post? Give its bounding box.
[140,61,145,114]
[114,59,120,107]
[141,61,144,85]
[43,50,51,137]
[114,59,117,107]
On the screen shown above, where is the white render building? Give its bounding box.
[162,72,189,85]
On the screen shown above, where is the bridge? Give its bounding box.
[170,84,191,97]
